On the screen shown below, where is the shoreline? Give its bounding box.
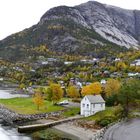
[0,88,100,140]
[54,121,98,140]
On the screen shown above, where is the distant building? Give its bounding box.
[64,61,73,65]
[81,95,105,117]
[0,78,4,81]
[47,58,57,62]
[41,61,48,65]
[130,59,140,66]
[76,82,82,88]
[93,58,99,62]
[128,72,139,77]
[100,79,106,85]
[81,58,99,64]
[114,58,121,62]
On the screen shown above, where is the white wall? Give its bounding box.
[136,61,140,66]
[81,96,91,116]
[91,103,105,114]
[81,96,105,117]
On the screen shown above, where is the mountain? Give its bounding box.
[0,1,140,60]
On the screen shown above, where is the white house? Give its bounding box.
[100,79,106,85]
[41,61,48,65]
[81,95,105,117]
[0,78,3,81]
[64,61,73,65]
[128,72,140,77]
[130,59,140,66]
[114,58,121,62]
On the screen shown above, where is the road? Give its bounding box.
[103,118,140,140]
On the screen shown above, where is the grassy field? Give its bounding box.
[62,107,80,117]
[83,107,116,121]
[0,97,64,114]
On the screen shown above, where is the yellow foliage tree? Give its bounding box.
[81,82,102,96]
[49,83,64,104]
[67,86,80,98]
[19,83,26,89]
[116,62,127,71]
[81,85,92,96]
[105,79,121,97]
[33,92,44,110]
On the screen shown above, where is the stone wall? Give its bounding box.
[0,104,65,125]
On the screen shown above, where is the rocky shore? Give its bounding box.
[54,121,99,140]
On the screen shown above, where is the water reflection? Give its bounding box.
[0,90,29,99]
[0,89,31,140]
[0,121,31,140]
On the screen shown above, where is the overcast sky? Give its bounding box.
[0,0,140,40]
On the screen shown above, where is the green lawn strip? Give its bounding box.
[0,98,64,114]
[62,107,80,117]
[83,107,116,121]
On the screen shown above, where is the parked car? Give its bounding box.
[57,100,69,105]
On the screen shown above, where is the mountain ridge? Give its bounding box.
[0,1,139,60]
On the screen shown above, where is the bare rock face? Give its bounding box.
[39,6,90,29]
[75,1,140,48]
[134,10,140,41]
[76,1,139,48]
[40,1,140,49]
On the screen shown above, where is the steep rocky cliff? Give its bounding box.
[134,10,140,41]
[76,1,138,48]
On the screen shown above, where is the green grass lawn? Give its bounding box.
[62,107,80,117]
[0,98,64,114]
[83,107,116,121]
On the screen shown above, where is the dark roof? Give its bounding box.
[86,95,105,103]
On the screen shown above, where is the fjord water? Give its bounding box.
[0,122,31,140]
[0,90,31,140]
[0,90,29,99]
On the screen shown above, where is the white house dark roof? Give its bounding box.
[86,95,105,103]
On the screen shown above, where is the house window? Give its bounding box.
[87,104,89,108]
[93,104,95,108]
[82,104,85,107]
[101,103,103,107]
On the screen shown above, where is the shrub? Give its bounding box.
[98,119,110,127]
[105,94,118,106]
[96,116,116,127]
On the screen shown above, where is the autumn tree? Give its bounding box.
[46,83,63,104]
[81,82,102,96]
[33,92,44,110]
[35,87,45,94]
[105,79,121,97]
[19,83,26,89]
[116,61,127,71]
[67,86,80,98]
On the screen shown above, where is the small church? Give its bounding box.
[81,95,105,117]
